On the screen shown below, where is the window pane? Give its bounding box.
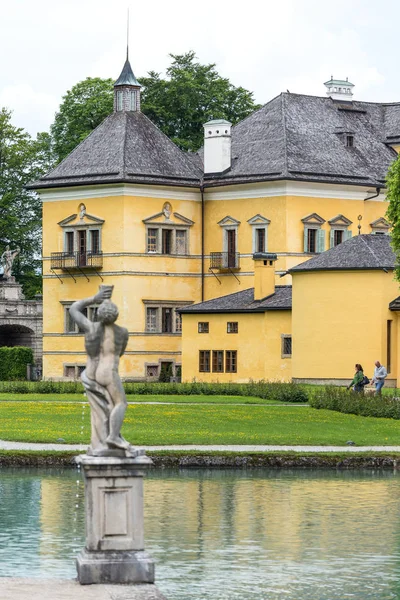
[333,230,343,246]
[198,322,209,333]
[65,232,74,254]
[65,308,76,332]
[307,229,317,253]
[91,230,100,254]
[175,310,182,333]
[199,350,210,372]
[256,229,265,253]
[64,365,76,378]
[282,336,292,356]
[162,230,172,254]
[176,230,187,255]
[117,91,123,111]
[129,91,136,111]
[226,350,237,373]
[146,365,159,378]
[162,307,173,332]
[227,322,238,333]
[212,350,224,373]
[147,228,158,252]
[146,307,158,332]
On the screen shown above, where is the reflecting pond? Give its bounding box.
[1,467,400,599]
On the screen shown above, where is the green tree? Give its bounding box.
[386,155,400,279]
[51,77,114,162]
[0,108,51,297]
[50,52,260,159]
[140,51,260,151]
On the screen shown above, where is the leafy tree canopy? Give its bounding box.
[50,52,260,160]
[0,109,52,297]
[386,155,400,279]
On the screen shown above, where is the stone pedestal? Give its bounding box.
[76,454,155,585]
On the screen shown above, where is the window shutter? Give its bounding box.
[330,229,335,249]
[317,229,325,253]
[303,228,309,252]
[345,229,352,241]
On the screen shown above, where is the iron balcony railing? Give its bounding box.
[51,251,103,270]
[210,252,240,270]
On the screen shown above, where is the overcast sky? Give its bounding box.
[1,0,399,136]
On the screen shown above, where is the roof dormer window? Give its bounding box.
[346,134,354,147]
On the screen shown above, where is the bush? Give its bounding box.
[309,386,400,419]
[0,378,309,401]
[0,347,33,380]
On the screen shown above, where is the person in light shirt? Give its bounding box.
[371,361,387,395]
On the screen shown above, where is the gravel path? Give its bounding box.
[2,440,400,452]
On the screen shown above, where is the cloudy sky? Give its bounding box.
[1,0,399,136]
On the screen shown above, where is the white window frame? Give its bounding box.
[247,215,270,254]
[143,301,191,334]
[145,225,189,256]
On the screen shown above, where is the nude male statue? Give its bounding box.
[70,286,142,457]
[1,245,20,279]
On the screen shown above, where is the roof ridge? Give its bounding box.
[138,112,203,177]
[122,112,129,177]
[360,234,381,265]
[231,93,283,131]
[281,93,289,177]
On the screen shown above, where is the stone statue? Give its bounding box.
[69,285,143,457]
[1,245,20,279]
[79,203,86,220]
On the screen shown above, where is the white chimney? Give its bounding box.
[203,119,232,174]
[324,77,354,101]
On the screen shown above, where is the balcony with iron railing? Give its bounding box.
[51,251,103,270]
[210,252,240,270]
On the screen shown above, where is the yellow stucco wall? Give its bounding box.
[181,310,291,383]
[41,180,392,380]
[42,188,202,379]
[291,269,399,384]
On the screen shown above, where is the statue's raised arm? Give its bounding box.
[69,287,112,333]
[1,245,20,279]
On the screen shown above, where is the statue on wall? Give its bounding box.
[162,202,172,221]
[1,245,20,279]
[79,203,86,220]
[69,285,143,457]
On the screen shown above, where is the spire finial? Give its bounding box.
[126,8,129,61]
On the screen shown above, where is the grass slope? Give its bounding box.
[1,402,400,445]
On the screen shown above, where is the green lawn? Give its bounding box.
[0,393,286,405]
[1,401,400,446]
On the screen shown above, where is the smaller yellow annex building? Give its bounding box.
[180,234,400,387]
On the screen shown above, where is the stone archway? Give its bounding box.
[0,324,35,349]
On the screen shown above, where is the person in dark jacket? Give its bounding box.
[347,364,365,393]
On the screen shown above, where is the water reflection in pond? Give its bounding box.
[1,467,400,599]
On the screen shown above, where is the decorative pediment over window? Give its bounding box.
[143,211,194,227]
[247,214,271,226]
[301,213,325,225]
[370,217,390,232]
[217,216,241,227]
[57,213,105,227]
[328,214,352,227]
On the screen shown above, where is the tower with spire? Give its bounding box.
[114,52,141,112]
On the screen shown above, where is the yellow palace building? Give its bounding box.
[29,62,400,381]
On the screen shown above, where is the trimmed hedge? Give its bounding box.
[0,379,309,402]
[0,347,34,380]
[309,386,400,419]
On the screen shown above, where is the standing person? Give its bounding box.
[347,364,365,393]
[371,361,387,395]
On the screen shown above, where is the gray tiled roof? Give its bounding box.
[29,112,202,190]
[29,92,400,191]
[203,93,400,188]
[290,234,396,273]
[179,286,292,314]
